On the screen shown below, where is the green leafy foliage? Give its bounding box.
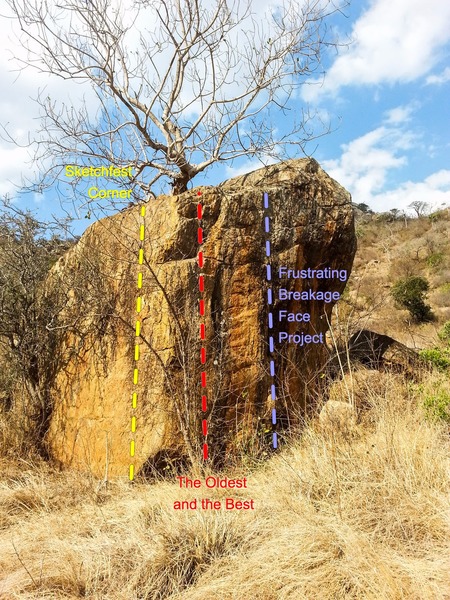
[426,252,444,268]
[391,276,433,322]
[422,388,450,423]
[438,321,450,344]
[419,349,450,371]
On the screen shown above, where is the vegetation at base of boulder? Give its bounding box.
[419,348,450,371]
[391,275,434,322]
[438,320,450,343]
[420,386,450,423]
[0,368,448,598]
[0,201,117,456]
[418,321,450,373]
[0,205,75,453]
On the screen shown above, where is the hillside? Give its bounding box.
[339,207,450,350]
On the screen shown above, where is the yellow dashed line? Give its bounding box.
[130,205,146,482]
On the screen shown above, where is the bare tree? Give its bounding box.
[4,0,348,206]
[408,200,430,218]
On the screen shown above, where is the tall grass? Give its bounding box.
[0,369,448,599]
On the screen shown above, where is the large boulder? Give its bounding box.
[45,158,356,476]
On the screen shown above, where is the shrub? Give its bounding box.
[419,348,450,371]
[422,388,450,423]
[391,276,433,322]
[426,252,444,268]
[438,321,450,344]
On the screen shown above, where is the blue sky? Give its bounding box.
[1,0,449,233]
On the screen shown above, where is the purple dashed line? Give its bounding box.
[264,190,277,449]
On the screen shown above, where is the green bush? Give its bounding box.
[428,209,448,222]
[426,252,444,268]
[438,321,450,344]
[423,388,450,423]
[391,276,433,322]
[419,348,450,371]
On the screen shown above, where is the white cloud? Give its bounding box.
[323,116,450,212]
[323,125,416,203]
[370,170,450,212]
[0,9,99,199]
[425,66,450,85]
[383,103,417,125]
[302,0,450,101]
[0,144,33,196]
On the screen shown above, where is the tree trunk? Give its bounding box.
[172,173,191,195]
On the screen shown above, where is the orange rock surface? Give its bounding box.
[46,158,356,477]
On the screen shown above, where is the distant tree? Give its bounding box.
[408,200,429,218]
[356,202,371,213]
[389,208,400,220]
[4,0,349,205]
[391,276,433,323]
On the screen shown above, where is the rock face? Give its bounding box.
[46,158,356,477]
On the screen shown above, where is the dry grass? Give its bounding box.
[0,369,449,599]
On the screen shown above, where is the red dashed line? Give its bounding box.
[197,191,208,460]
